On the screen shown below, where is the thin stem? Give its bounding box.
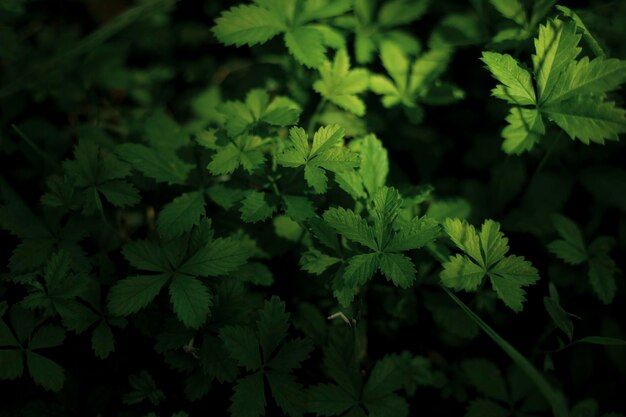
[528,131,562,186]
[12,124,61,170]
[442,287,569,417]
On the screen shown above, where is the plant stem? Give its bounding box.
[12,124,61,170]
[442,287,569,417]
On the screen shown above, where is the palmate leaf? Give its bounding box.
[169,274,212,329]
[212,4,286,47]
[440,219,540,312]
[277,125,358,193]
[221,297,312,417]
[314,50,369,116]
[483,16,626,153]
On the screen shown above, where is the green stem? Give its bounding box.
[442,287,568,417]
[12,125,61,170]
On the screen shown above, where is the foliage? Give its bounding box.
[0,0,625,416]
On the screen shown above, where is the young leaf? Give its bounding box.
[441,219,540,312]
[314,50,369,116]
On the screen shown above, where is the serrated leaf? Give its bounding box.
[378,253,416,288]
[307,383,355,416]
[548,214,587,265]
[542,96,626,145]
[461,358,508,402]
[91,321,115,359]
[169,274,212,329]
[323,207,377,250]
[123,240,167,272]
[488,255,540,312]
[220,326,262,371]
[358,134,388,195]
[266,371,307,417]
[314,49,369,116]
[27,351,64,392]
[157,191,205,240]
[240,191,275,223]
[180,237,250,277]
[385,216,440,252]
[258,297,289,360]
[117,143,192,185]
[212,4,286,47]
[343,253,379,287]
[533,18,581,102]
[502,107,545,155]
[107,274,170,316]
[481,52,536,106]
[285,26,326,68]
[229,372,266,417]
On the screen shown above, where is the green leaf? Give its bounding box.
[343,253,379,287]
[268,338,313,372]
[91,321,115,359]
[208,136,266,175]
[258,296,289,360]
[542,96,626,145]
[532,18,581,103]
[122,241,167,273]
[461,359,508,402]
[307,384,355,416]
[588,237,617,304]
[267,371,307,417]
[300,249,341,275]
[212,4,286,47]
[323,207,377,250]
[314,49,369,116]
[145,111,189,151]
[481,52,536,106]
[358,134,388,195]
[441,219,539,312]
[98,180,139,207]
[29,325,65,350]
[229,372,266,417]
[157,191,205,240]
[285,26,326,68]
[443,218,483,266]
[440,254,485,291]
[27,351,64,392]
[547,214,586,265]
[546,56,626,105]
[107,274,170,316]
[466,398,510,417]
[543,296,574,341]
[385,216,440,252]
[488,255,540,313]
[240,191,275,223]
[284,195,316,222]
[489,0,527,25]
[362,356,404,400]
[378,253,416,288]
[577,336,626,346]
[117,143,192,185]
[501,107,545,155]
[180,237,250,277]
[169,274,212,329]
[0,349,23,380]
[220,326,262,371]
